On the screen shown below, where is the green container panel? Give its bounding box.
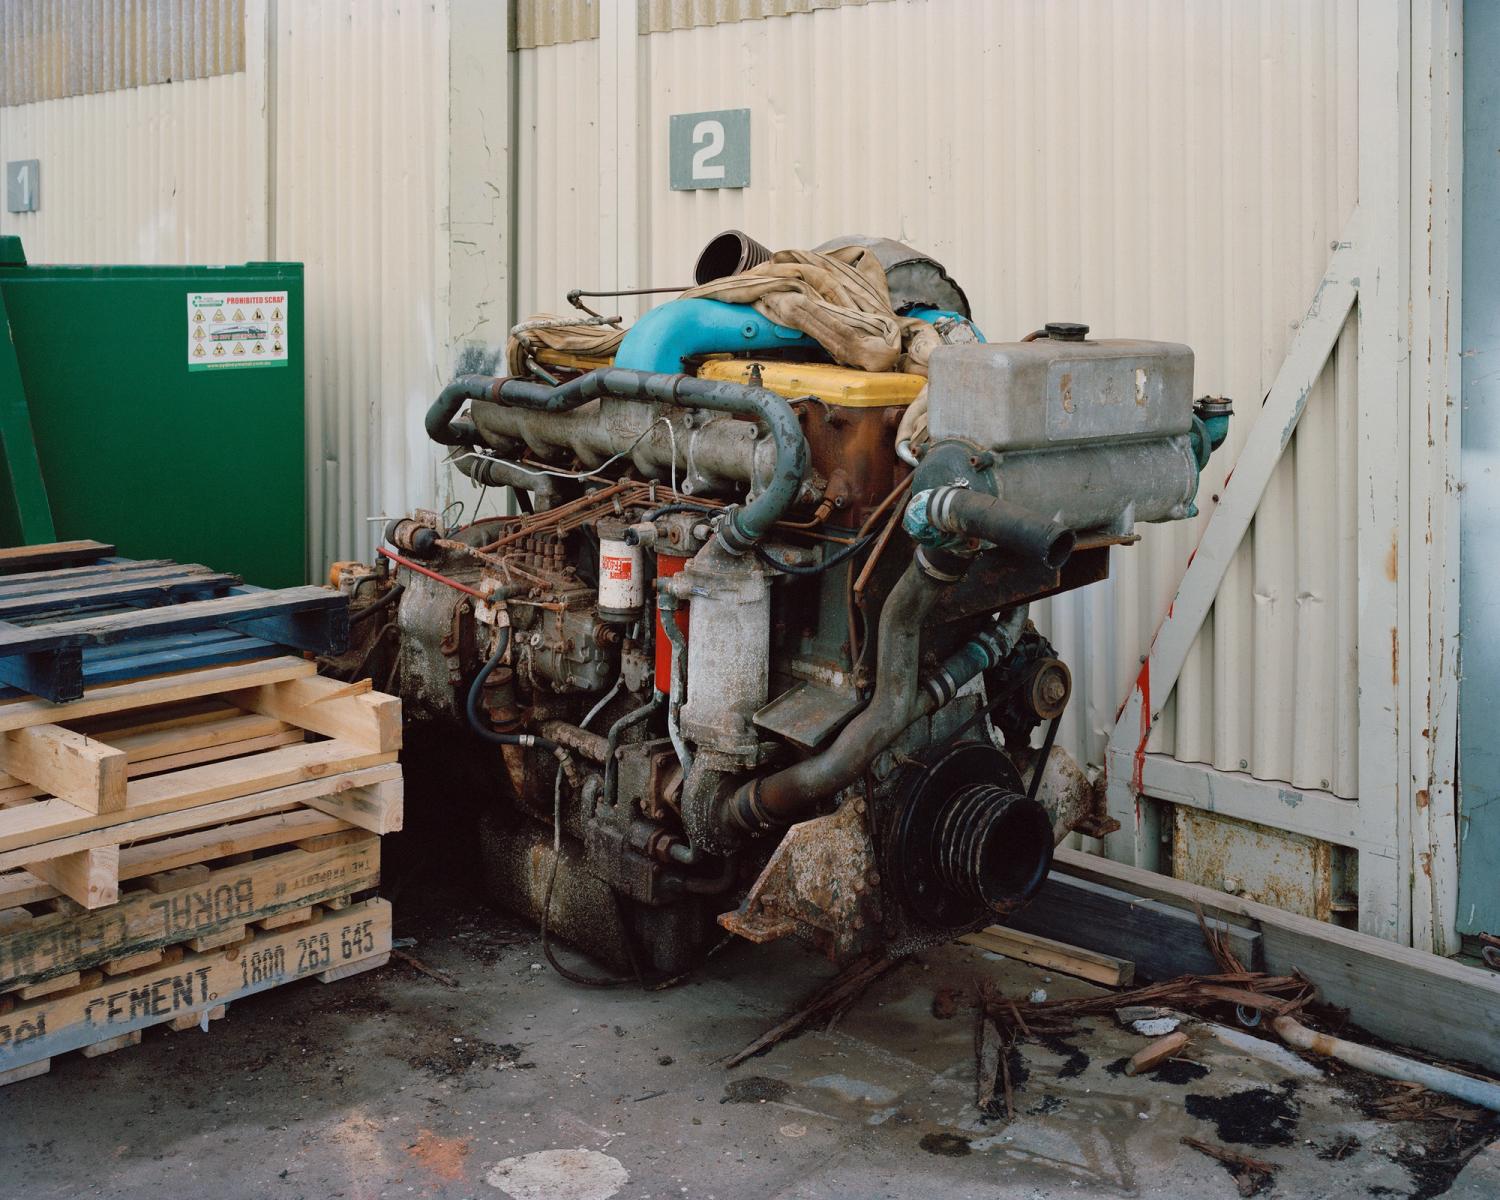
[0,242,305,586]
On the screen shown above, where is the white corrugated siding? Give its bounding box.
[272,0,451,574]
[517,0,1360,797]
[0,1,453,577]
[515,36,602,316]
[0,69,265,262]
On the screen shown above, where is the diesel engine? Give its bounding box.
[327,234,1230,981]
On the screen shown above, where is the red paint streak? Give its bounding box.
[1130,658,1151,796]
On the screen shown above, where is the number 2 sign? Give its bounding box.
[670,109,750,191]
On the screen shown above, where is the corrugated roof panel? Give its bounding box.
[640,0,887,36]
[0,0,245,107]
[515,0,598,49]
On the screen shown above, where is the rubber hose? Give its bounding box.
[465,628,560,750]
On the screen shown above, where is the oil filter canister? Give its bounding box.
[597,519,645,623]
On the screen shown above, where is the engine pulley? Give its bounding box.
[886,740,1054,931]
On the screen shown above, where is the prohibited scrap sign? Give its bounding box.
[187,291,290,370]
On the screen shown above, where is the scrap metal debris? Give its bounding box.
[725,953,904,1068]
[393,948,460,988]
[1182,1135,1276,1196]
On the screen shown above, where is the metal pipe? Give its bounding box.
[725,560,953,834]
[1271,1015,1500,1113]
[657,588,694,775]
[537,720,610,764]
[492,368,809,552]
[922,486,1075,569]
[377,547,487,600]
[602,693,664,809]
[454,453,561,507]
[426,374,502,446]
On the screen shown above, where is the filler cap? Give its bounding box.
[1044,321,1090,342]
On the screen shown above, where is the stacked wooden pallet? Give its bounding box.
[0,542,401,1085]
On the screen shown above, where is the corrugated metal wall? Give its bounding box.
[0,68,265,261]
[0,0,453,575]
[272,0,450,573]
[516,0,1360,794]
[514,36,602,317]
[0,0,245,106]
[1,0,1366,801]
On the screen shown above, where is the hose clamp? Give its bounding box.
[915,544,967,583]
[714,508,755,556]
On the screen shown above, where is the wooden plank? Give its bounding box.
[0,898,392,1075]
[0,727,306,804]
[0,836,379,990]
[0,633,284,700]
[229,673,401,753]
[0,643,81,702]
[0,724,126,813]
[0,571,239,620]
[115,810,348,879]
[317,952,388,984]
[168,1003,225,1033]
[1105,230,1360,876]
[1050,847,1500,1074]
[257,907,313,931]
[101,948,165,976]
[186,926,247,952]
[0,559,176,597]
[959,926,1134,987]
[80,1030,141,1058]
[0,656,315,735]
[109,712,294,765]
[1125,1031,1190,1076]
[305,783,403,835]
[0,1058,49,1086]
[0,590,345,703]
[0,542,114,575]
[18,970,83,1000]
[0,586,344,654]
[1004,871,1262,982]
[73,697,244,740]
[23,846,118,909]
[0,739,394,860]
[0,766,398,875]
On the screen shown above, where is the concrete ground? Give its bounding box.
[2,879,1496,1200]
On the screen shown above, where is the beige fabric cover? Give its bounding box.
[505,246,940,376]
[506,319,625,376]
[683,246,941,375]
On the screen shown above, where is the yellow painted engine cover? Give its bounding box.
[531,349,925,408]
[694,358,924,408]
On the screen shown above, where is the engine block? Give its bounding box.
[328,236,1230,979]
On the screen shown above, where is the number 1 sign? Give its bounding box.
[669,109,751,191]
